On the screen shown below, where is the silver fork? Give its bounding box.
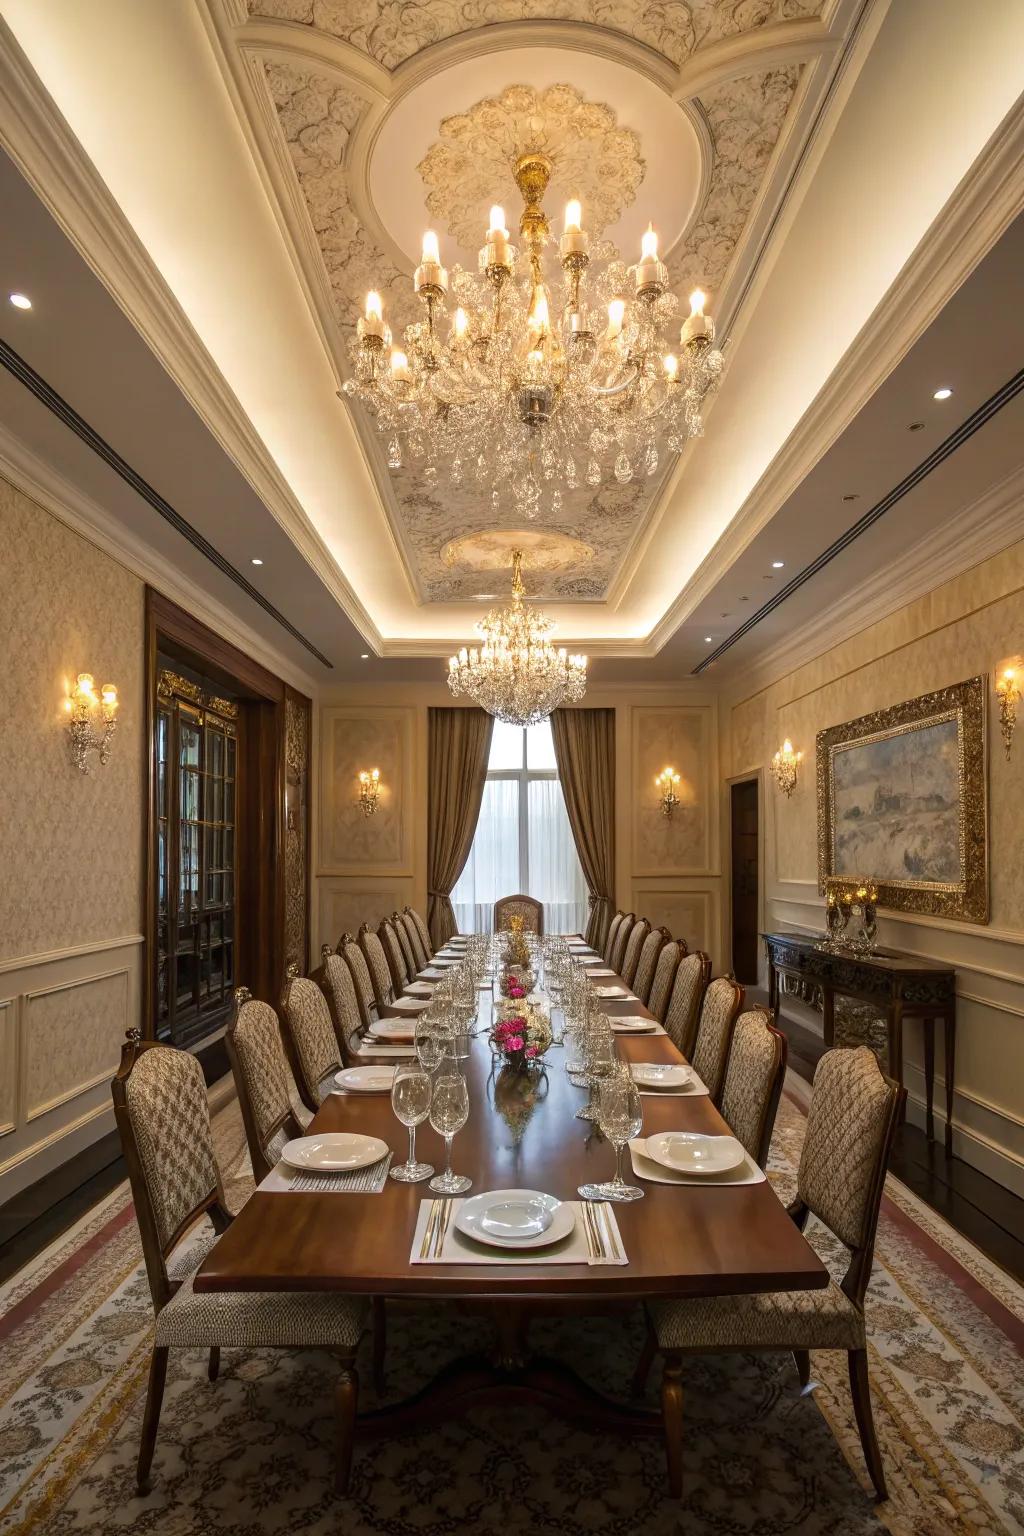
[583,1201,606,1261]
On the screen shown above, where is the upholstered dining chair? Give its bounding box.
[379,917,411,996]
[620,917,652,988]
[404,906,433,965]
[391,911,419,980]
[690,976,745,1103]
[280,965,343,1113]
[662,951,711,1055]
[111,1029,367,1495]
[609,913,636,974]
[226,987,308,1183]
[339,932,380,1034]
[631,927,670,1006]
[359,922,398,1013]
[634,1046,904,1501]
[402,903,429,964]
[719,1009,788,1168]
[494,893,544,934]
[313,945,364,1058]
[647,939,685,1023]
[602,910,626,965]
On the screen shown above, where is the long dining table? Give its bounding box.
[196,941,826,1431]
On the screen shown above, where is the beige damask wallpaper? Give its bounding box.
[0,477,144,962]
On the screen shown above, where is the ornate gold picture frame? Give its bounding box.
[816,676,988,923]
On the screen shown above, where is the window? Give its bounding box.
[451,719,589,934]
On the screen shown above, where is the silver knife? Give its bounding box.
[420,1199,439,1259]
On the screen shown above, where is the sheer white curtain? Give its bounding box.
[451,779,519,934]
[528,778,589,936]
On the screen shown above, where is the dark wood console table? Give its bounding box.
[763,932,956,1154]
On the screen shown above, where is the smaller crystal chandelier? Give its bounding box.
[448,550,586,725]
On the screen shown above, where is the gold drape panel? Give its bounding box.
[551,708,616,948]
[427,707,494,947]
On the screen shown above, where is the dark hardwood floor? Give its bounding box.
[753,987,1024,1284]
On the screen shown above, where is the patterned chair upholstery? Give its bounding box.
[226,988,307,1183]
[609,913,635,975]
[620,918,652,987]
[359,923,397,1011]
[647,939,684,1022]
[662,951,710,1055]
[111,1030,367,1495]
[631,928,669,1006]
[640,1047,903,1501]
[719,1009,787,1167]
[402,903,429,964]
[314,947,364,1058]
[690,977,744,1104]
[404,906,433,965]
[494,893,543,935]
[391,911,419,979]
[339,934,378,1033]
[379,917,410,995]
[280,970,342,1114]
[602,910,625,965]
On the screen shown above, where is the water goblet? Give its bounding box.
[579,1069,645,1202]
[428,1072,472,1194]
[389,1061,434,1183]
[415,1016,445,1073]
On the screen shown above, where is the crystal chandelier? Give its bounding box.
[447,550,587,725]
[342,152,724,519]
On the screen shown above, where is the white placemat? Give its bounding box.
[628,1138,765,1186]
[260,1152,393,1194]
[630,1066,709,1098]
[350,1040,417,1059]
[409,1198,627,1266]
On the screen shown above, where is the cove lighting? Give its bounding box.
[9,293,31,309]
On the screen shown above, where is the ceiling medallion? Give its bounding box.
[447,549,587,725]
[342,141,724,523]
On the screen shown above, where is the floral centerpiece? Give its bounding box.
[498,968,535,998]
[490,1002,553,1073]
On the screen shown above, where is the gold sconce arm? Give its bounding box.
[996,666,1021,760]
[358,767,382,817]
[655,766,681,819]
[65,673,118,774]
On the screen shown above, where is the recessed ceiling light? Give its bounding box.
[933,386,953,400]
[360,653,370,660]
[250,557,263,566]
[908,421,925,432]
[9,293,31,309]
[704,635,713,643]
[772,560,784,568]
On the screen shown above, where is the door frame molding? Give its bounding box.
[725,769,764,985]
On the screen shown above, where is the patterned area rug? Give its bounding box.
[1,1080,1021,1536]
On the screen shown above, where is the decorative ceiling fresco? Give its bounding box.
[232,1,832,601]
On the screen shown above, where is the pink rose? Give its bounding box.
[507,1035,524,1051]
[525,1045,539,1058]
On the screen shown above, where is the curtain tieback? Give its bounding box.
[427,889,449,899]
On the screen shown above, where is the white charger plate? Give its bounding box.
[644,1131,745,1176]
[281,1132,389,1173]
[370,1018,417,1041]
[455,1189,575,1250]
[630,1063,692,1089]
[334,1066,396,1093]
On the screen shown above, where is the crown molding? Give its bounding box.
[0,424,322,698]
[645,88,1024,655]
[719,462,1024,707]
[0,18,383,653]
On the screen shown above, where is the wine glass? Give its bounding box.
[576,1011,615,1119]
[579,1069,645,1202]
[428,1071,472,1194]
[389,1062,434,1183]
[415,1016,445,1072]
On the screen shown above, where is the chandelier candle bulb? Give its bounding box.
[415,230,447,295]
[681,289,714,348]
[606,298,625,340]
[359,289,386,345]
[663,353,679,383]
[560,199,588,258]
[635,224,666,295]
[452,307,469,342]
[390,349,412,385]
[485,205,511,269]
[66,671,119,774]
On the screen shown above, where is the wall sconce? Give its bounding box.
[65,672,118,774]
[996,665,1021,760]
[655,766,681,819]
[358,767,381,817]
[769,738,802,797]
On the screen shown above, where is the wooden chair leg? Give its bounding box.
[848,1348,888,1501]
[334,1358,359,1494]
[208,1346,220,1382]
[793,1348,811,1389]
[137,1346,169,1495]
[661,1355,685,1498]
[632,1326,657,1397]
[372,1296,386,1393]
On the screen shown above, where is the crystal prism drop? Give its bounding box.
[387,436,402,470]
[551,489,562,515]
[586,458,601,486]
[645,442,658,475]
[614,452,632,484]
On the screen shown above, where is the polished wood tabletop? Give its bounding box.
[196,952,826,1300]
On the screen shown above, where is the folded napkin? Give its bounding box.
[409,1198,627,1266]
[628,1138,765,1187]
[630,1065,708,1097]
[593,984,631,998]
[261,1152,393,1194]
[609,1016,664,1035]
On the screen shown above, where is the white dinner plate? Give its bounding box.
[390,997,429,1015]
[594,984,628,997]
[334,1065,396,1093]
[370,1018,417,1041]
[281,1132,389,1173]
[584,966,617,976]
[644,1132,745,1176]
[630,1063,692,1089]
[610,1017,657,1033]
[418,967,447,980]
[455,1189,575,1250]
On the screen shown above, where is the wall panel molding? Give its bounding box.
[0,999,16,1138]
[317,706,415,876]
[0,932,144,977]
[23,967,130,1122]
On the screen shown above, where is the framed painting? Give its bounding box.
[816,676,988,922]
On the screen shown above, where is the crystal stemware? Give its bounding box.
[579,1069,645,1202]
[428,1071,472,1194]
[389,1061,434,1183]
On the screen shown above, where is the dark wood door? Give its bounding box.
[730,779,759,984]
